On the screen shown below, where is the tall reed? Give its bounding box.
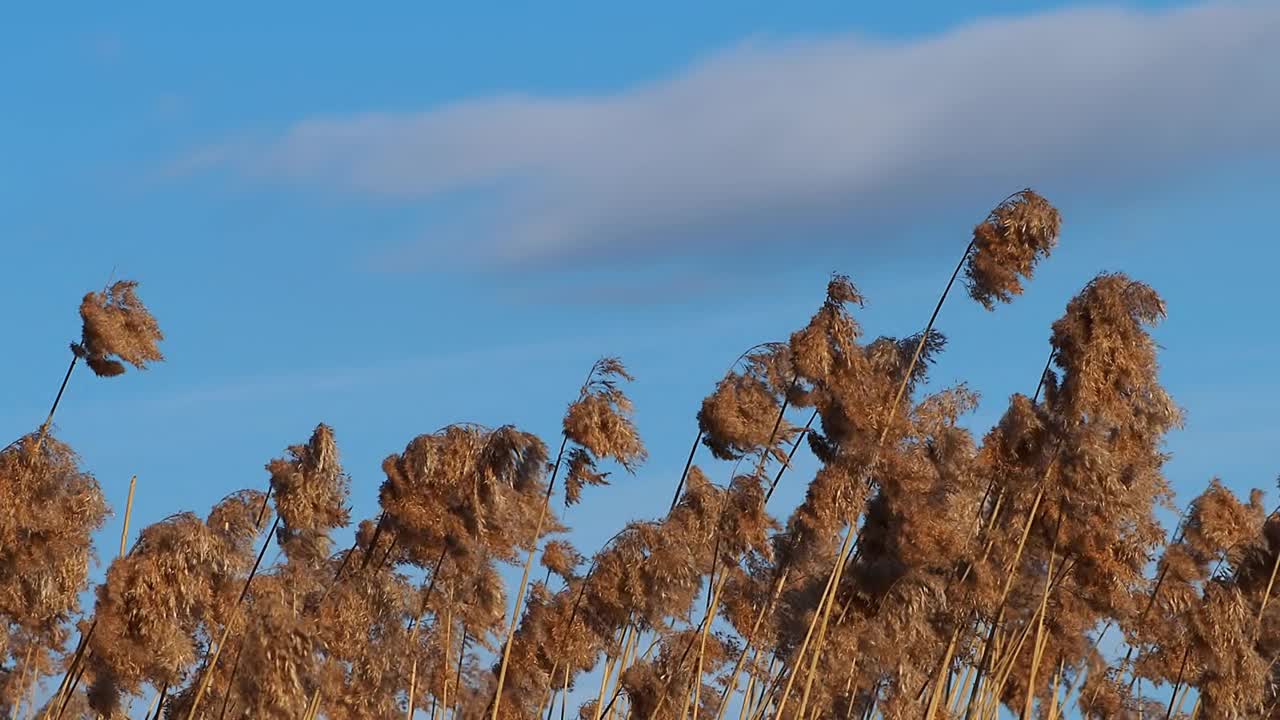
[16,194,1280,720]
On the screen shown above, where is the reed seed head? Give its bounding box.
[964,189,1061,310]
[73,280,165,377]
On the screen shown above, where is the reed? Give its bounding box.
[13,192,1280,720]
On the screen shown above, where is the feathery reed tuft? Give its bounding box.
[563,358,647,473]
[964,189,1061,309]
[0,433,108,711]
[73,280,165,377]
[266,423,351,565]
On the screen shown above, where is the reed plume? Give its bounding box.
[698,344,797,465]
[266,423,351,566]
[964,189,1062,310]
[0,434,108,715]
[73,280,165,379]
[84,491,264,717]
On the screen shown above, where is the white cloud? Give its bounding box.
[197,2,1280,265]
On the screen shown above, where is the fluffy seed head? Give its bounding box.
[74,280,165,377]
[539,540,583,584]
[563,447,609,507]
[1047,272,1180,434]
[789,275,863,382]
[698,344,796,462]
[267,423,351,564]
[85,491,265,715]
[380,424,552,571]
[0,431,108,707]
[964,190,1061,310]
[563,357,647,473]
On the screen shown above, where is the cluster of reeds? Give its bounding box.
[5,191,1280,719]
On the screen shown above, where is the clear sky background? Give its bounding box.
[3,1,1279,715]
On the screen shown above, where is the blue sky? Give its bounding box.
[3,0,1279,713]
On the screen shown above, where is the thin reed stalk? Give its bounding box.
[490,436,565,720]
[405,547,449,720]
[769,543,844,719]
[713,570,789,720]
[45,627,92,720]
[453,629,469,720]
[304,688,322,720]
[120,476,136,557]
[149,683,168,720]
[217,637,247,720]
[1164,646,1193,720]
[1021,548,1058,719]
[184,513,281,719]
[441,600,453,720]
[1045,660,1066,720]
[46,477,144,720]
[687,570,731,719]
[925,632,960,720]
[144,688,163,720]
[1172,682,1192,718]
[670,432,703,513]
[34,356,78,451]
[595,625,628,720]
[547,663,571,720]
[11,647,33,720]
[607,626,639,720]
[1255,543,1280,635]
[950,661,977,716]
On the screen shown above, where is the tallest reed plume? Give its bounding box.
[73,280,165,379]
[39,279,165,442]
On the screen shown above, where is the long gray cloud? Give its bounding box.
[198,2,1280,266]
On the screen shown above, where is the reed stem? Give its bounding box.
[35,355,78,451]
[184,513,281,719]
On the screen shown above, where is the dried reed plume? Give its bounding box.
[73,280,165,378]
[562,358,648,476]
[85,491,265,717]
[35,279,164,456]
[267,423,351,565]
[964,189,1062,310]
[698,343,796,464]
[0,433,108,713]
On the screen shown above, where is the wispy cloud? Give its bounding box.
[187,2,1280,266]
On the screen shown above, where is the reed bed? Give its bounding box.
[3,192,1278,719]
